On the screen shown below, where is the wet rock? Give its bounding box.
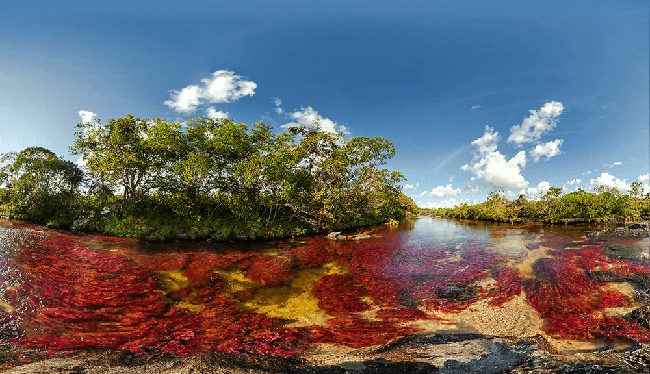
[326,232,342,240]
[629,305,649,329]
[71,218,89,231]
[350,235,373,241]
[563,218,586,224]
[586,221,649,239]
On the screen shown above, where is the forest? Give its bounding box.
[0,115,417,240]
[422,186,650,224]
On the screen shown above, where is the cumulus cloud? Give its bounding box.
[521,181,551,198]
[206,107,229,119]
[164,85,203,114]
[461,126,528,190]
[403,184,414,190]
[428,184,462,197]
[529,139,563,162]
[562,179,583,192]
[590,172,631,192]
[471,105,481,110]
[78,110,97,124]
[420,191,427,196]
[164,70,257,114]
[282,107,348,134]
[508,101,564,145]
[419,198,478,209]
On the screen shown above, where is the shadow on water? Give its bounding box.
[0,217,648,372]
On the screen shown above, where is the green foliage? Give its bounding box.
[433,185,647,224]
[0,147,83,225]
[2,114,414,239]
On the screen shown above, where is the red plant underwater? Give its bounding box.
[524,241,649,342]
[1,223,648,361]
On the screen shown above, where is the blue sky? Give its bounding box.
[1,0,648,207]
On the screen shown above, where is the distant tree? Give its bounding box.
[0,147,82,222]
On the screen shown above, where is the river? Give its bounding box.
[0,217,648,372]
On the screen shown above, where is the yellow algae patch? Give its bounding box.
[175,301,202,313]
[214,269,259,293]
[240,262,349,325]
[158,270,191,291]
[322,261,348,276]
[243,286,327,325]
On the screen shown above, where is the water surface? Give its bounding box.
[0,217,647,364]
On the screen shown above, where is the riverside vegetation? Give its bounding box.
[422,186,650,224]
[0,115,417,240]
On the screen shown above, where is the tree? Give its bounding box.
[70,115,176,206]
[0,147,82,222]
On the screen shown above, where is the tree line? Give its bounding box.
[422,186,649,224]
[0,115,417,240]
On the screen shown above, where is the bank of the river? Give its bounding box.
[2,339,649,374]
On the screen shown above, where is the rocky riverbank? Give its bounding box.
[586,221,649,239]
[2,337,648,374]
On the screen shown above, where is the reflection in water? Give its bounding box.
[0,218,648,360]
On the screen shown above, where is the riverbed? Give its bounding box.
[0,217,648,373]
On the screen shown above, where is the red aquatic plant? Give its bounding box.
[309,317,416,348]
[524,253,649,342]
[245,255,293,287]
[312,274,370,316]
[8,234,200,355]
[485,266,523,307]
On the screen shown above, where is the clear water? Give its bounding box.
[0,217,648,362]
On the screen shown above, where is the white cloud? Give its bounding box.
[164,70,257,114]
[449,175,454,182]
[637,174,650,195]
[603,161,623,168]
[566,179,581,186]
[419,198,478,209]
[201,70,257,104]
[164,85,203,114]
[416,183,419,187]
[420,191,427,196]
[523,181,551,198]
[206,107,229,119]
[429,184,462,197]
[78,110,97,124]
[507,101,564,145]
[282,107,348,134]
[529,139,563,162]
[583,170,592,175]
[505,190,518,199]
[76,157,87,167]
[590,172,631,192]
[273,98,284,114]
[461,183,480,194]
[403,184,414,190]
[471,105,481,110]
[461,126,528,190]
